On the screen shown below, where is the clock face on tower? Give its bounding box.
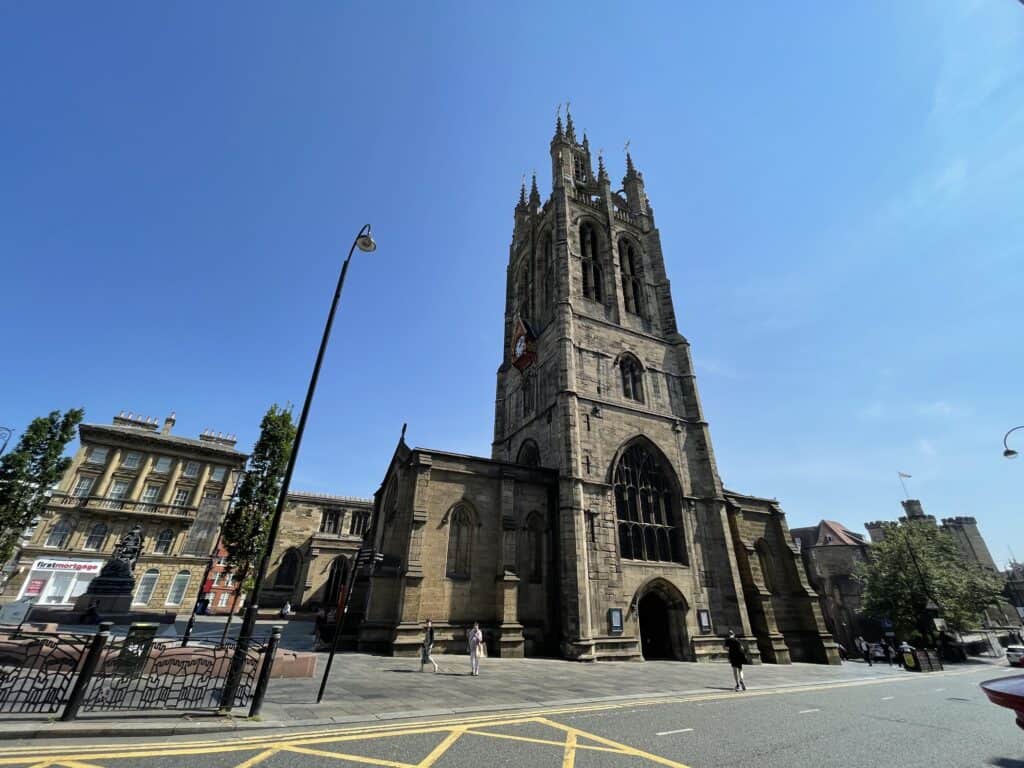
[514,334,527,359]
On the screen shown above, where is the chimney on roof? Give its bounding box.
[162,411,176,435]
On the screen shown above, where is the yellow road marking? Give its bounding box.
[0,665,997,764]
[460,728,622,754]
[232,748,280,768]
[415,729,464,768]
[560,728,577,768]
[282,744,415,768]
[538,717,692,768]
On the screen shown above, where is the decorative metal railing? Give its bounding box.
[0,623,280,720]
[82,636,264,712]
[0,630,93,714]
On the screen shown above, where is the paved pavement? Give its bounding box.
[0,663,1017,766]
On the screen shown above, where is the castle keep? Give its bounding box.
[360,113,840,665]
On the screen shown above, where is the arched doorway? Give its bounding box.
[633,578,690,661]
[639,592,673,659]
[324,556,349,609]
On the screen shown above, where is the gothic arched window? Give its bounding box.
[84,522,108,551]
[516,439,541,467]
[276,548,301,587]
[620,355,644,403]
[580,223,603,302]
[619,239,644,316]
[518,260,531,320]
[446,504,473,579]
[155,528,175,555]
[45,518,74,549]
[542,232,555,316]
[614,443,685,564]
[522,371,536,417]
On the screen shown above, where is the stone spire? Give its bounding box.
[518,178,527,208]
[597,152,608,183]
[625,151,637,178]
[565,109,577,143]
[529,172,541,206]
[554,114,564,141]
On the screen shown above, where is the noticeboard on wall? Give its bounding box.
[697,608,713,634]
[608,608,624,635]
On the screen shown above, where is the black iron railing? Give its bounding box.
[49,493,198,518]
[0,623,281,720]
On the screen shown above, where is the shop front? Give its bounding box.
[17,558,103,605]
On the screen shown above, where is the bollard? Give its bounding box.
[60,622,112,722]
[248,626,281,718]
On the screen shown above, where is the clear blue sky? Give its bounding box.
[2,3,1021,563]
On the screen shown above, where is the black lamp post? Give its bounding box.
[220,224,376,712]
[0,427,13,457]
[1003,426,1023,459]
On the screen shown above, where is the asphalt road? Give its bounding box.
[0,664,1019,768]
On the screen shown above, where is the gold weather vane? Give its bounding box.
[556,102,562,120]
[624,139,631,153]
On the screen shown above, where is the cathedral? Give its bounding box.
[357,113,840,665]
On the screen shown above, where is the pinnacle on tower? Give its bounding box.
[565,110,577,143]
[529,172,541,205]
[554,114,564,140]
[582,132,589,150]
[518,179,527,208]
[597,153,608,182]
[625,151,637,177]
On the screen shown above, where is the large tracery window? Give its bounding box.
[619,239,644,316]
[446,504,473,579]
[580,223,603,302]
[620,355,644,403]
[614,443,686,564]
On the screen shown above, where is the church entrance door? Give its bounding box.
[634,578,690,661]
[639,592,673,659]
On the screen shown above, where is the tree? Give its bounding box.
[0,409,84,563]
[857,520,1004,642]
[220,404,296,603]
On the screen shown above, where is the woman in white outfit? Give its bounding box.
[468,622,484,676]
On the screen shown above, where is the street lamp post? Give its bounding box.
[0,427,13,457]
[219,225,376,712]
[1003,426,1024,459]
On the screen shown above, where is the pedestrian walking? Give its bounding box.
[279,601,292,619]
[882,640,894,666]
[468,621,484,676]
[724,630,747,691]
[420,618,439,673]
[855,635,872,666]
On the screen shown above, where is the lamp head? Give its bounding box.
[356,227,376,253]
[1004,448,1019,459]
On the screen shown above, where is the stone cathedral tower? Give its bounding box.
[491,111,837,663]
[362,111,838,665]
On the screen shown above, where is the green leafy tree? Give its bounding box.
[0,409,84,563]
[220,404,295,608]
[857,520,1004,642]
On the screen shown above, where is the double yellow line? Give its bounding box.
[0,665,995,764]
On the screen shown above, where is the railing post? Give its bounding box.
[60,621,112,722]
[247,626,281,719]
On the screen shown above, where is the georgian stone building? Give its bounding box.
[5,411,246,611]
[359,114,839,664]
